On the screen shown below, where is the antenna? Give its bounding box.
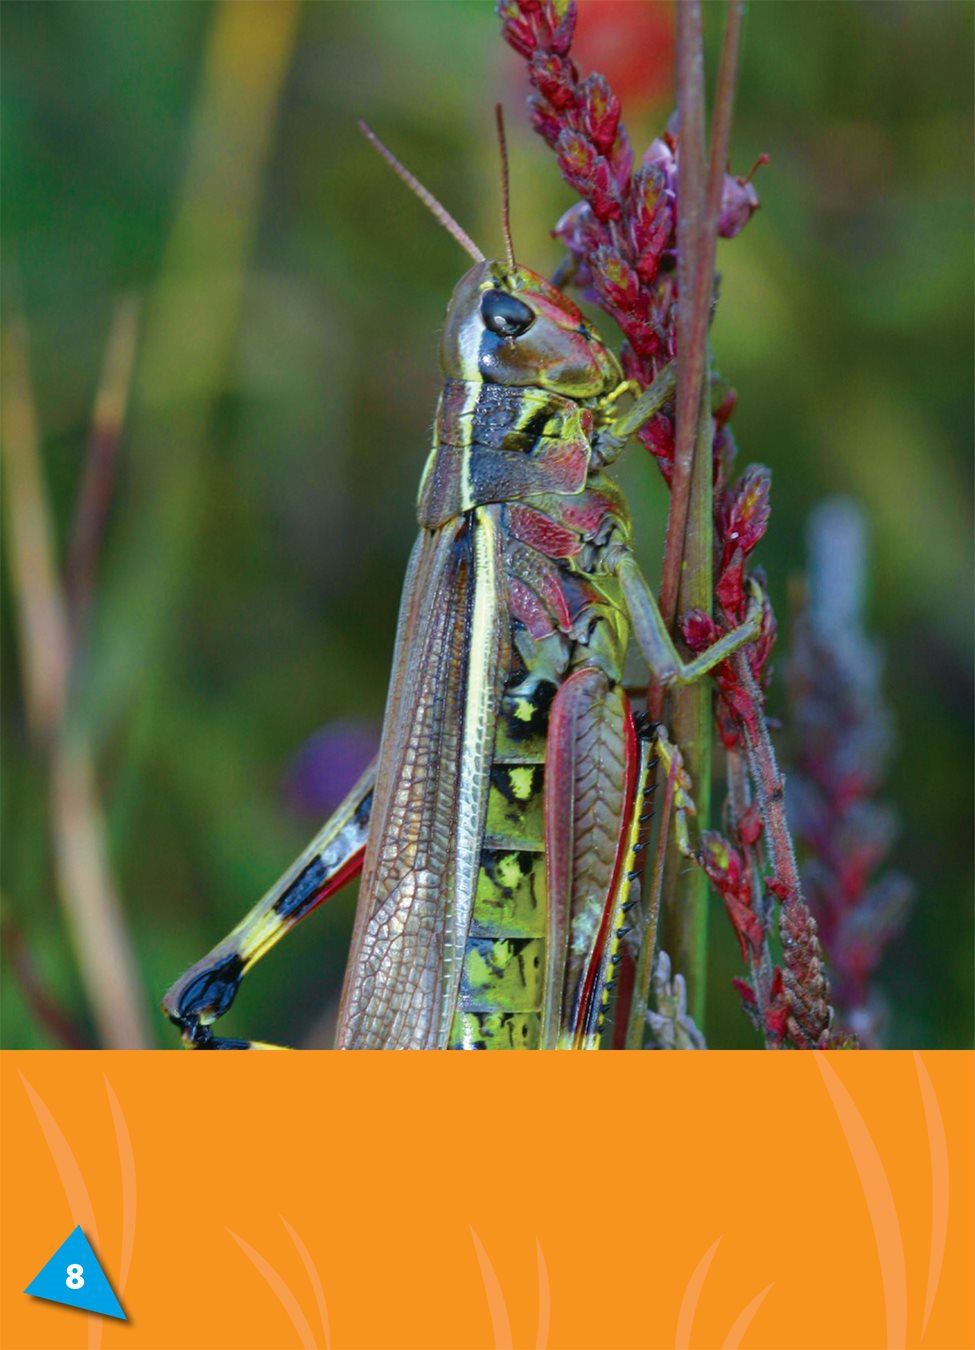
[495,103,516,269]
[358,121,485,265]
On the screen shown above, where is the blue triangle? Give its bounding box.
[24,1226,126,1320]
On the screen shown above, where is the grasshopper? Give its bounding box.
[163,124,760,1050]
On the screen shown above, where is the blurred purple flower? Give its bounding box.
[283,719,380,819]
[786,498,913,1044]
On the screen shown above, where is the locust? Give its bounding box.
[163,120,761,1050]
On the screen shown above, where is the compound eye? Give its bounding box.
[481,289,535,338]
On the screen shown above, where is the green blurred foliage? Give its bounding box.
[2,1,971,1049]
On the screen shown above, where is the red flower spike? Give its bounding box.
[738,804,763,846]
[764,995,789,1043]
[763,966,789,1044]
[499,7,538,58]
[608,124,634,191]
[551,201,602,287]
[715,706,740,752]
[591,245,641,313]
[629,168,672,284]
[712,423,739,497]
[718,465,772,568]
[499,0,577,62]
[786,500,911,1043]
[725,684,759,733]
[556,128,596,182]
[779,894,832,1048]
[547,0,577,57]
[529,97,564,148]
[590,157,623,221]
[698,829,742,892]
[681,608,720,653]
[732,977,757,1007]
[580,73,621,156]
[766,875,793,902]
[725,895,765,961]
[622,317,664,364]
[716,546,746,619]
[637,411,675,480]
[532,52,577,111]
[751,606,777,687]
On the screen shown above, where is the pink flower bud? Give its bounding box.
[590,157,622,221]
[628,167,673,284]
[681,608,720,653]
[718,465,772,567]
[738,804,763,846]
[732,977,757,1008]
[556,128,597,191]
[637,411,674,482]
[532,51,577,110]
[642,136,676,197]
[580,73,621,156]
[498,0,539,57]
[529,95,563,148]
[718,173,760,238]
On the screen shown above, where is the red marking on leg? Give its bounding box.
[309,845,366,912]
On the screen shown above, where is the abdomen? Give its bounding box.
[448,659,553,1049]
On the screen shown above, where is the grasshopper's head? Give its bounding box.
[358,118,621,401]
[441,260,622,400]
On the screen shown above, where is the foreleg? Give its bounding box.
[613,550,762,687]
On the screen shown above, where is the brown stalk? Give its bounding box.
[0,911,88,1049]
[66,296,141,641]
[2,320,152,1048]
[652,0,745,1020]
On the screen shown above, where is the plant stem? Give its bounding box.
[2,320,152,1048]
[657,0,707,639]
[651,0,708,1017]
[655,1,745,1021]
[66,296,141,643]
[664,383,714,1015]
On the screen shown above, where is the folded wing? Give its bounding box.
[336,508,508,1048]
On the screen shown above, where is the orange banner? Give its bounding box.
[1,1052,972,1350]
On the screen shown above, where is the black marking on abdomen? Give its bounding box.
[481,849,542,898]
[499,678,556,745]
[490,762,543,805]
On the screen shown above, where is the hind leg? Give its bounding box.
[162,761,376,1048]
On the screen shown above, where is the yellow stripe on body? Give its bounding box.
[440,506,503,1045]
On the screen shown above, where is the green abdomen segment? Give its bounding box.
[448,674,552,1050]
